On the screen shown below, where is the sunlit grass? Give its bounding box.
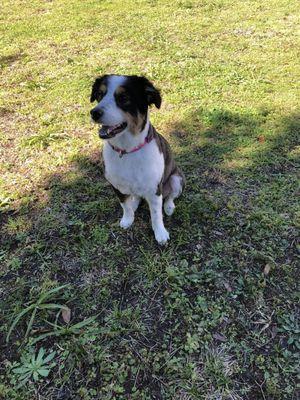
[0,0,299,399]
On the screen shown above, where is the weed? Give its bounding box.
[11,347,56,388]
[0,0,299,398]
[6,285,70,343]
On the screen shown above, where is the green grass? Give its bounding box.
[0,0,299,399]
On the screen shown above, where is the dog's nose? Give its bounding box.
[90,108,103,121]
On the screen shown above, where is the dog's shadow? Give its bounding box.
[1,108,298,397]
[1,108,299,280]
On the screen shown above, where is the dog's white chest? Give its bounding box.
[103,141,164,197]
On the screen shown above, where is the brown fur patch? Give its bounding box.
[100,84,107,93]
[115,86,126,95]
[111,185,129,203]
[125,112,146,135]
[150,126,186,198]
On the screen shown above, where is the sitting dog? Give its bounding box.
[90,74,185,244]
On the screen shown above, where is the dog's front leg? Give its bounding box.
[112,186,139,229]
[146,194,170,245]
[120,197,135,229]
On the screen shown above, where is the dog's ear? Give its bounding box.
[140,77,162,109]
[90,75,106,103]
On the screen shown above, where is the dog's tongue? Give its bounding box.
[99,122,127,139]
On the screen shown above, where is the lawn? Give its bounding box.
[0,0,299,399]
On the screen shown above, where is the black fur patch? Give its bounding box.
[114,75,161,117]
[90,74,161,133]
[90,75,108,103]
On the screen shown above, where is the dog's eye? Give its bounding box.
[117,93,130,104]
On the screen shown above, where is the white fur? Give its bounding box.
[120,199,135,228]
[164,174,183,216]
[103,122,169,244]
[103,128,163,197]
[95,75,179,244]
[119,196,141,229]
[93,75,126,127]
[147,192,170,244]
[103,121,170,244]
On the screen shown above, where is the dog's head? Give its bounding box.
[90,74,161,139]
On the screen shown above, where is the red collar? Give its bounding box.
[109,125,153,158]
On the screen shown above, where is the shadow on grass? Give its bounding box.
[170,108,299,173]
[0,108,299,398]
[0,52,25,68]
[1,108,299,277]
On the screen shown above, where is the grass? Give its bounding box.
[0,0,299,398]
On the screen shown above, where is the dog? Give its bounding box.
[90,74,185,244]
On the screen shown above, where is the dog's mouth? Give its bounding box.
[99,122,127,139]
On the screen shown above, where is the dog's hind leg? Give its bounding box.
[163,173,184,216]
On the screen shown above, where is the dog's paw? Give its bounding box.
[120,217,134,229]
[154,227,170,245]
[164,200,175,216]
